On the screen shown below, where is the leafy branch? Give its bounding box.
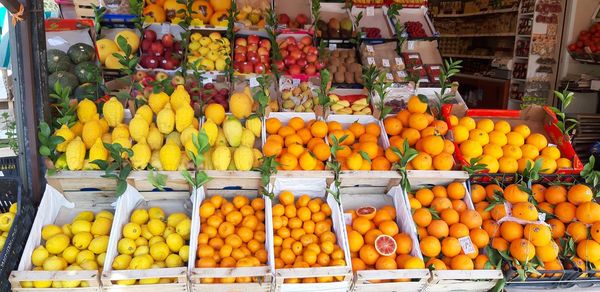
[581,156,600,197]
[128,0,144,31]
[316,69,333,118]
[181,130,212,189]
[373,71,392,120]
[253,74,272,119]
[147,168,168,191]
[391,139,418,193]
[254,155,279,200]
[311,0,320,34]
[463,157,488,176]
[91,143,134,197]
[348,4,363,45]
[432,59,462,119]
[521,159,542,183]
[326,134,348,204]
[92,5,106,39]
[549,87,578,138]
[226,0,238,81]
[387,3,406,54]
[38,121,64,162]
[362,65,380,101]
[265,8,281,80]
[2,112,18,154]
[49,82,77,128]
[114,35,139,76]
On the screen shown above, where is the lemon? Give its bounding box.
[149,236,165,246]
[80,259,98,270]
[46,233,70,254]
[71,220,92,234]
[557,158,572,169]
[452,125,469,144]
[134,245,150,257]
[135,237,149,247]
[95,210,114,221]
[536,156,557,174]
[112,254,132,270]
[130,209,149,225]
[163,226,176,238]
[72,232,93,250]
[62,224,73,238]
[32,246,50,267]
[175,218,191,240]
[150,242,170,261]
[32,267,52,288]
[513,124,531,138]
[148,207,166,220]
[91,217,112,236]
[541,146,561,160]
[141,224,153,240]
[165,253,183,267]
[76,250,95,265]
[459,117,476,130]
[0,212,14,232]
[62,265,82,288]
[153,261,166,268]
[488,131,507,146]
[469,129,489,146]
[478,155,499,173]
[20,281,33,288]
[80,281,90,287]
[118,238,137,255]
[51,281,63,288]
[179,245,189,262]
[494,120,512,134]
[148,219,166,236]
[43,255,67,271]
[166,233,184,253]
[41,224,63,241]
[476,119,495,133]
[123,222,142,240]
[88,235,109,254]
[129,255,153,269]
[97,252,106,266]
[159,278,174,283]
[74,211,95,222]
[139,277,160,284]
[7,203,17,214]
[506,132,525,147]
[61,246,80,264]
[167,213,188,228]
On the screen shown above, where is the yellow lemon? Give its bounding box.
[76,250,95,265]
[97,253,106,266]
[41,225,63,241]
[45,233,70,254]
[148,219,166,236]
[166,233,184,253]
[135,237,149,247]
[129,254,153,269]
[176,218,192,240]
[123,222,142,240]
[61,265,83,288]
[494,120,512,134]
[149,236,165,246]
[139,277,161,285]
[80,259,98,270]
[476,119,495,133]
[141,224,153,240]
[506,132,525,146]
[42,256,67,271]
[541,146,561,160]
[95,210,114,221]
[488,131,507,146]
[74,211,95,222]
[32,246,49,267]
[134,245,150,257]
[148,207,166,220]
[131,209,149,225]
[72,232,93,250]
[90,217,112,236]
[89,235,109,254]
[71,220,92,234]
[163,226,176,238]
[165,253,184,267]
[62,224,72,238]
[61,246,80,264]
[514,124,531,138]
[118,238,137,255]
[167,213,188,228]
[557,158,572,169]
[179,245,189,262]
[150,242,170,261]
[112,254,132,270]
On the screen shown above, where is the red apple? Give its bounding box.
[260,39,271,50]
[302,46,310,54]
[247,52,259,64]
[144,29,157,42]
[247,43,259,53]
[141,39,153,52]
[284,55,296,66]
[286,36,297,46]
[305,64,316,75]
[281,50,289,58]
[241,62,254,74]
[300,36,312,46]
[254,63,266,74]
[273,60,285,71]
[257,47,270,56]
[290,50,302,60]
[234,46,247,55]
[306,53,317,63]
[287,44,298,52]
[315,61,326,70]
[161,33,175,48]
[296,14,308,26]
[247,35,260,45]
[296,58,307,67]
[141,55,159,68]
[288,64,301,75]
[307,46,318,55]
[235,38,248,47]
[279,40,289,50]
[259,55,270,64]
[278,13,290,25]
[150,42,163,56]
[234,53,247,62]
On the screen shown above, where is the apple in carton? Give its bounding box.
[161,33,175,48]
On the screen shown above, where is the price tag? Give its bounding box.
[367,57,375,65]
[382,59,390,67]
[366,45,374,53]
[430,65,441,70]
[539,212,546,222]
[407,41,415,50]
[343,213,353,225]
[329,43,337,51]
[386,73,393,80]
[292,79,301,87]
[203,77,213,85]
[397,71,407,78]
[459,236,477,255]
[249,77,259,88]
[366,6,375,17]
[395,57,404,66]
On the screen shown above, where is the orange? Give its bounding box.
[512,202,539,221]
[576,201,600,224]
[375,255,398,270]
[407,95,428,114]
[266,118,282,134]
[296,128,312,144]
[299,152,317,170]
[310,121,328,138]
[548,218,565,239]
[441,208,460,225]
[312,143,331,161]
[485,184,503,200]
[460,140,483,158]
[577,240,600,262]
[285,205,297,218]
[373,210,392,226]
[567,222,589,242]
[279,191,295,206]
[307,138,324,151]
[452,199,467,212]
[352,217,373,235]
[360,142,379,159]
[346,153,364,171]
[384,117,403,136]
[411,152,433,170]
[568,184,594,205]
[335,145,352,160]
[267,134,284,146]
[554,202,576,223]
[432,185,447,198]
[451,254,474,270]
[342,130,355,145]
[415,188,434,206]
[470,228,490,248]
[421,126,436,138]
[285,134,303,147]
[490,204,507,221]
[427,220,449,239]
[419,236,441,257]
[449,223,469,238]
[365,123,381,137]
[409,113,429,131]
[422,135,444,156]
[351,257,366,272]
[430,197,452,212]
[459,117,476,130]
[359,134,378,144]
[359,244,380,265]
[278,126,295,138]
[379,220,399,236]
[459,210,482,229]
[401,128,421,146]
[412,208,432,227]
[404,256,425,269]
[432,120,449,135]
[482,219,500,238]
[474,254,491,270]
[523,224,551,247]
[447,182,466,200]
[526,133,548,150]
[475,201,490,220]
[288,117,305,131]
[372,157,391,170]
[509,239,536,262]
[327,121,342,132]
[483,144,503,159]
[503,184,528,204]
[263,140,282,157]
[492,237,509,252]
[394,233,412,255]
[280,153,298,170]
[545,185,567,205]
[364,229,383,245]
[443,140,455,154]
[536,241,559,262]
[531,184,546,203]
[394,110,411,127]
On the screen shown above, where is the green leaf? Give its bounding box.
[116,180,127,197]
[39,146,51,156]
[359,151,371,163]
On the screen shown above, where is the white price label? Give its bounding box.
[203,78,213,85]
[430,65,441,70]
[395,57,404,66]
[382,59,390,67]
[249,77,259,88]
[366,6,375,16]
[329,43,337,51]
[344,213,353,225]
[386,73,393,80]
[292,79,301,87]
[539,212,546,222]
[367,57,375,65]
[407,41,415,50]
[397,71,407,78]
[409,54,420,59]
[458,236,477,255]
[366,45,374,53]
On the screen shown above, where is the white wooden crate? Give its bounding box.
[403,171,504,292]
[269,177,353,292]
[10,184,115,291]
[340,186,430,292]
[188,186,273,292]
[101,185,191,291]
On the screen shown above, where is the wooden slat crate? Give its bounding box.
[339,171,401,196]
[73,0,98,18]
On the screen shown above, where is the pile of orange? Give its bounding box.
[383,96,455,171]
[196,195,267,283]
[472,183,563,275]
[346,205,425,280]
[332,121,391,171]
[448,116,572,174]
[407,182,491,270]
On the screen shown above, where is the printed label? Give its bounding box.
[395,57,404,66]
[408,41,415,50]
[386,73,394,80]
[367,57,376,65]
[292,79,301,87]
[366,6,375,17]
[329,43,337,51]
[397,71,407,78]
[430,66,441,70]
[382,59,390,67]
[203,78,213,85]
[366,45,375,53]
[459,236,477,254]
[538,212,546,222]
[249,77,259,88]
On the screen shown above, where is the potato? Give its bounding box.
[355,71,363,84]
[334,72,345,83]
[345,72,355,84]
[331,58,340,66]
[327,65,337,74]
[352,63,362,73]
[336,65,346,73]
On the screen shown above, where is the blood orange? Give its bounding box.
[356,206,376,220]
[374,234,397,256]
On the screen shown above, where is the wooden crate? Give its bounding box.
[100,186,190,291]
[128,171,192,192]
[404,170,504,292]
[340,186,430,292]
[339,171,401,197]
[269,177,353,292]
[188,178,273,292]
[10,184,116,291]
[73,0,98,19]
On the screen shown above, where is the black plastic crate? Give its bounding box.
[504,258,581,289]
[0,156,19,177]
[0,178,34,291]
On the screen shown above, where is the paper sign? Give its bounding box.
[292,79,301,87]
[366,6,375,17]
[344,213,353,225]
[329,43,337,51]
[203,78,213,85]
[367,57,375,65]
[408,41,415,50]
[47,36,68,46]
[395,57,404,65]
[382,59,390,67]
[249,77,259,88]
[386,73,393,80]
[459,236,477,254]
[397,71,407,78]
[366,45,374,53]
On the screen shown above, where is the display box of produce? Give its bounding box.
[186,29,231,75]
[326,45,365,88]
[444,106,583,175]
[388,5,438,40]
[566,21,600,65]
[45,19,106,102]
[276,33,323,79]
[381,87,468,118]
[425,64,442,83]
[72,0,98,19]
[233,75,280,114]
[400,171,504,291]
[278,76,320,113]
[187,0,231,30]
[274,0,312,34]
[340,185,430,291]
[233,32,273,78]
[101,185,191,290]
[100,0,133,17]
[328,88,371,115]
[359,42,407,84]
[188,176,273,291]
[140,0,187,25]
[268,177,353,291]
[350,6,395,42]
[313,2,354,41]
[350,0,386,8]
[402,52,429,84]
[10,184,116,291]
[235,0,271,33]
[95,23,142,80]
[137,24,186,73]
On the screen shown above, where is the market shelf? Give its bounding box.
[432,7,519,18]
[440,32,516,37]
[441,54,496,59]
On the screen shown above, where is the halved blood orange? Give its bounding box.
[356,206,377,220]
[374,234,397,256]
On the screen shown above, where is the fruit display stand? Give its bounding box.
[45,171,119,195]
[137,24,186,73]
[273,0,312,34]
[127,171,193,192]
[387,6,438,41]
[188,176,273,292]
[340,186,430,292]
[268,177,353,292]
[0,178,35,292]
[100,185,190,291]
[313,2,352,42]
[72,0,97,19]
[349,6,395,42]
[234,0,272,33]
[401,170,504,292]
[10,184,115,291]
[445,105,583,174]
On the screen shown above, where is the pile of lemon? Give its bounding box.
[23,210,113,288]
[0,203,17,251]
[450,116,571,174]
[112,207,191,285]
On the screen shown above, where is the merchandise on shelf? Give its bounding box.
[139,25,185,71]
[360,42,407,83]
[277,34,323,77]
[233,34,272,75]
[187,30,230,72]
[327,48,364,85]
[436,13,517,35]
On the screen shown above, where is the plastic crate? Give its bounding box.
[0,156,19,177]
[0,178,34,292]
